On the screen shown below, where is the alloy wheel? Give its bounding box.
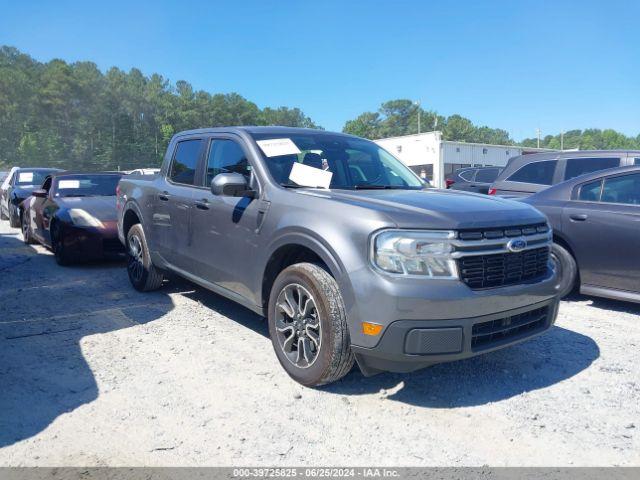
[274,283,322,369]
[127,233,144,283]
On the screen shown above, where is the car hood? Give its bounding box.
[13,186,40,199]
[306,188,547,229]
[58,196,118,222]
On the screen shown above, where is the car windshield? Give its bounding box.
[53,174,122,197]
[16,170,51,186]
[250,132,424,190]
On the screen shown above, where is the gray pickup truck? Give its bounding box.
[117,127,559,386]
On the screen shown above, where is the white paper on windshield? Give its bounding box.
[58,180,80,189]
[256,138,301,157]
[18,172,34,183]
[289,162,332,189]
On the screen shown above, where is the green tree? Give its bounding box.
[0,46,321,171]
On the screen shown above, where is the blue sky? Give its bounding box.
[1,0,638,140]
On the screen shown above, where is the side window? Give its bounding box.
[601,173,640,205]
[475,168,501,183]
[169,139,202,185]
[634,158,640,165]
[206,139,251,186]
[508,160,556,185]
[42,177,53,193]
[459,170,475,181]
[577,179,602,202]
[564,157,620,181]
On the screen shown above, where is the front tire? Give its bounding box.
[52,222,71,266]
[126,223,164,291]
[0,201,8,220]
[268,262,354,387]
[550,242,578,299]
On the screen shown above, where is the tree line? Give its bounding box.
[343,99,640,150]
[0,46,318,171]
[1,46,638,172]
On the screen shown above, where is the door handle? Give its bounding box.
[570,213,588,221]
[195,199,210,210]
[158,191,170,201]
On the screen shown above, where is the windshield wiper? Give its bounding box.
[352,184,414,190]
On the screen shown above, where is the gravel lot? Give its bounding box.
[0,220,638,467]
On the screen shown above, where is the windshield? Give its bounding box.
[16,170,51,187]
[53,174,122,197]
[251,132,424,190]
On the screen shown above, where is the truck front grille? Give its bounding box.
[471,306,549,351]
[458,247,549,289]
[453,223,551,289]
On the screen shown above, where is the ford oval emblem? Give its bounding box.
[507,238,527,253]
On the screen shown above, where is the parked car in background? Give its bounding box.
[21,172,124,265]
[117,126,559,386]
[489,150,640,197]
[1,167,62,227]
[523,165,640,303]
[128,168,160,175]
[445,166,503,194]
[1,166,19,220]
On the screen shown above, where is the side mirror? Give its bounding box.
[211,173,254,197]
[32,189,48,198]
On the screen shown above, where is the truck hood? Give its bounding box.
[58,196,118,222]
[305,188,547,229]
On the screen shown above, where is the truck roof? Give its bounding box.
[174,126,358,138]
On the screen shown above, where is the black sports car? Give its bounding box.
[21,172,124,265]
[1,167,62,227]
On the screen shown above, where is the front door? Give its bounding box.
[563,172,640,292]
[191,136,264,303]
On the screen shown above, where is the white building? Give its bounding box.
[375,131,552,188]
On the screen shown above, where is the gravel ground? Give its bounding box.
[0,221,638,466]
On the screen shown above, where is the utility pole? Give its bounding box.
[560,130,564,151]
[536,128,541,148]
[414,101,421,134]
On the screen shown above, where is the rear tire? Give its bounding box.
[268,262,354,387]
[550,242,578,299]
[9,204,20,228]
[21,212,36,244]
[126,223,164,292]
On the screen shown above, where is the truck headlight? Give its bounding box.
[371,230,458,278]
[69,208,103,228]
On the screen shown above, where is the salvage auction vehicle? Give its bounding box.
[117,127,560,386]
[22,172,124,265]
[524,165,640,303]
[1,167,62,227]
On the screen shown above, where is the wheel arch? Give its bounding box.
[121,201,144,246]
[552,231,581,286]
[260,231,352,311]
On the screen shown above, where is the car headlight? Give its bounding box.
[69,208,103,228]
[371,230,458,278]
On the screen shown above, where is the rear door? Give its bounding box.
[562,172,640,292]
[155,137,204,270]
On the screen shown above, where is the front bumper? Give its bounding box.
[352,298,559,376]
[60,223,125,260]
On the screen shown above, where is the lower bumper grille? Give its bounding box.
[471,306,549,351]
[459,247,549,289]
